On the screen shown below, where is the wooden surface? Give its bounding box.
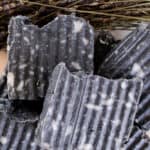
[0,49,7,75]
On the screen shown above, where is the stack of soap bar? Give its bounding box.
[98,27,150,130]
[7,15,94,100]
[36,63,143,150]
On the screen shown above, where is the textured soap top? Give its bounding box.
[98,27,150,130]
[7,15,94,100]
[36,63,143,150]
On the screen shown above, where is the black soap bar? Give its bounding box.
[123,126,150,150]
[36,63,85,149]
[0,112,40,150]
[37,63,143,150]
[71,75,143,150]
[7,15,94,100]
[98,26,150,130]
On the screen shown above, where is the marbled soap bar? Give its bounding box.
[37,63,143,150]
[98,26,150,130]
[7,15,94,100]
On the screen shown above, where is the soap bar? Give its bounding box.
[37,63,143,150]
[71,75,143,150]
[98,26,150,130]
[36,63,85,149]
[7,15,94,100]
[0,112,40,150]
[123,126,150,150]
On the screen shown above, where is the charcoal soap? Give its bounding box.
[7,15,94,100]
[37,63,143,150]
[98,26,150,130]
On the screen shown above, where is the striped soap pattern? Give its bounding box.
[0,112,40,150]
[98,27,150,130]
[36,63,85,149]
[124,126,150,150]
[7,15,94,100]
[37,63,143,150]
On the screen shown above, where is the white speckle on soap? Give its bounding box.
[101,93,107,99]
[73,21,84,33]
[99,39,106,45]
[128,92,135,101]
[146,130,150,138]
[83,38,89,46]
[115,138,122,145]
[69,48,72,53]
[30,142,36,147]
[7,45,10,51]
[7,72,15,88]
[111,120,120,126]
[114,51,119,55]
[31,49,35,55]
[23,36,30,45]
[19,64,27,69]
[131,63,145,78]
[0,136,7,145]
[65,126,72,136]
[102,98,114,106]
[15,33,21,37]
[85,103,100,111]
[71,62,81,70]
[29,71,34,76]
[79,144,93,150]
[88,54,93,59]
[42,142,50,149]
[121,81,127,89]
[23,26,28,31]
[91,94,97,100]
[17,81,24,91]
[35,44,39,50]
[57,113,62,121]
[60,40,66,44]
[81,50,86,55]
[40,67,44,72]
[125,102,132,108]
[52,120,58,131]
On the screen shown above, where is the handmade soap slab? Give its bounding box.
[36,63,85,149]
[0,112,40,150]
[98,26,150,130]
[123,126,150,150]
[37,63,143,150]
[7,15,94,100]
[70,76,143,150]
